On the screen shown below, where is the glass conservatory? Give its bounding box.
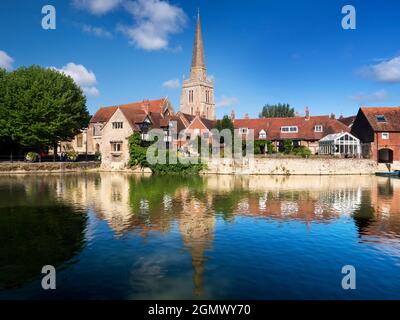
[319,132,361,157]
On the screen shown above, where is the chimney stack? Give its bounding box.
[230,110,235,121]
[330,113,336,119]
[244,113,249,119]
[305,106,310,120]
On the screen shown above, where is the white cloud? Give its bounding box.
[207,75,215,82]
[0,50,14,71]
[51,63,99,97]
[350,90,388,102]
[162,78,180,89]
[216,96,239,108]
[360,56,400,83]
[73,0,122,15]
[118,0,187,51]
[82,25,113,38]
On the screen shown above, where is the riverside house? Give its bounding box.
[233,108,350,154]
[351,107,400,166]
[88,98,173,169]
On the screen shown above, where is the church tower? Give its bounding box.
[180,12,215,120]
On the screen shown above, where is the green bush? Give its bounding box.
[128,132,204,175]
[25,152,39,162]
[266,141,275,154]
[283,140,293,154]
[254,140,266,154]
[67,150,78,161]
[95,151,101,161]
[293,146,312,158]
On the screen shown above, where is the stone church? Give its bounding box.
[180,13,215,120]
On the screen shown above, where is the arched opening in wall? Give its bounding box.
[95,143,100,153]
[378,148,393,163]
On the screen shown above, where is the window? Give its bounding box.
[111,142,122,152]
[93,124,102,136]
[112,122,123,129]
[376,115,386,123]
[314,125,323,132]
[382,132,390,140]
[281,126,298,133]
[203,132,209,139]
[239,128,248,134]
[259,130,267,139]
[76,134,83,148]
[206,90,210,103]
[189,90,194,103]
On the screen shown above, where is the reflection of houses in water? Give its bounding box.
[49,173,400,291]
[177,188,215,297]
[55,173,136,235]
[357,178,400,238]
[317,187,362,217]
[205,175,371,224]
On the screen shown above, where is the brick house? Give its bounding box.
[233,110,350,154]
[351,107,400,166]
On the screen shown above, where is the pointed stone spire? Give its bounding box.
[190,11,206,80]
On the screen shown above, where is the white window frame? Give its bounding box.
[382,132,390,140]
[281,126,298,133]
[259,130,267,139]
[314,125,323,133]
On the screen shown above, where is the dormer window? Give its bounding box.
[376,115,386,123]
[314,125,323,132]
[281,126,298,133]
[259,130,267,139]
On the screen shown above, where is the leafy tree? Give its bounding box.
[213,115,234,134]
[0,66,90,153]
[283,139,293,154]
[259,103,295,118]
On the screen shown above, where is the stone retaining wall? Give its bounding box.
[0,162,100,174]
[205,158,400,175]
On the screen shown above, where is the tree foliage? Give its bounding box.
[0,66,90,151]
[128,132,204,175]
[259,103,295,118]
[213,115,234,134]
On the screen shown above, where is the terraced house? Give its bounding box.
[233,108,351,155]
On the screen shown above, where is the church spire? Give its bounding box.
[190,11,206,80]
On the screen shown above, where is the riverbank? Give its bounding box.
[204,158,400,175]
[1,158,399,175]
[0,162,101,174]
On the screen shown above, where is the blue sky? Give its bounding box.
[1,0,400,118]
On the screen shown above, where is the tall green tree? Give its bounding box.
[0,65,90,153]
[259,103,295,118]
[213,115,234,134]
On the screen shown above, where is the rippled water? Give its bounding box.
[1,173,400,299]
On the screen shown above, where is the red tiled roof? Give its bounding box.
[338,116,356,127]
[90,98,168,124]
[119,108,148,130]
[360,107,400,132]
[90,106,118,123]
[234,116,349,140]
